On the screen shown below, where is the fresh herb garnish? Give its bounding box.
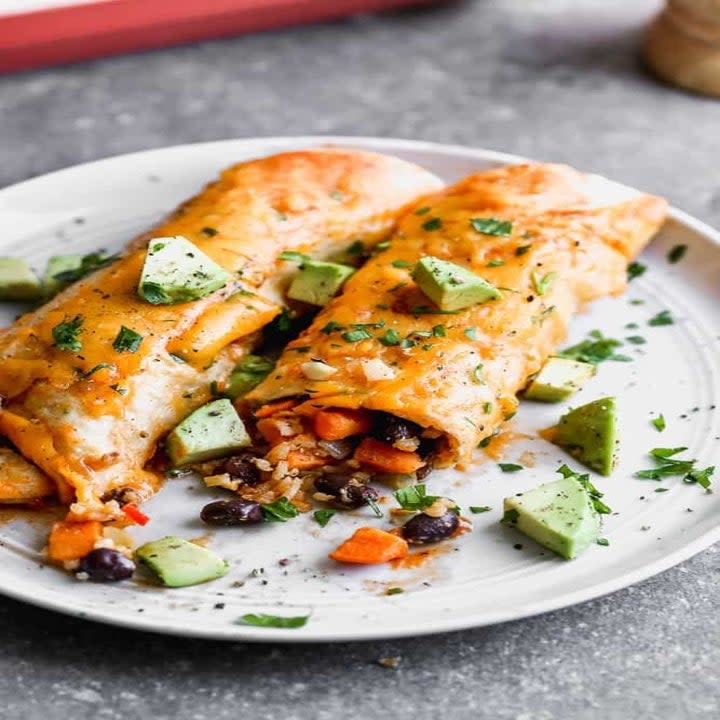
[648,310,673,326]
[345,240,365,257]
[515,245,531,256]
[414,206,431,215]
[78,363,113,379]
[313,509,335,527]
[556,464,612,514]
[279,251,311,265]
[531,271,556,296]
[667,244,687,264]
[483,402,493,414]
[379,329,401,346]
[464,327,477,340]
[112,326,143,353]
[386,587,404,595]
[261,497,300,522]
[498,463,523,473]
[635,447,713,490]
[501,508,520,524]
[342,329,373,343]
[683,466,715,490]
[321,320,343,334]
[651,414,666,432]
[470,218,512,236]
[391,259,414,269]
[486,259,505,267]
[627,262,646,281]
[469,506,491,514]
[238,613,309,629]
[52,315,84,352]
[596,538,609,547]
[422,218,443,232]
[52,252,117,284]
[110,384,127,395]
[472,364,484,383]
[277,308,295,333]
[393,484,439,512]
[625,335,646,345]
[432,324,446,337]
[366,497,384,518]
[558,330,630,365]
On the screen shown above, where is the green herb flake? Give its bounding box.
[346,240,365,257]
[313,509,335,527]
[515,245,531,256]
[366,498,384,518]
[486,259,505,267]
[683,465,714,490]
[342,329,373,343]
[648,310,673,327]
[79,362,113,379]
[279,250,311,265]
[201,226,218,237]
[531,271,557,296]
[52,315,84,352]
[596,538,609,547]
[627,262,646,281]
[379,329,401,346]
[321,320,343,334]
[651,414,666,432]
[110,384,127,396]
[386,587,404,595]
[414,206,431,216]
[558,330,630,365]
[469,506,491,514]
[52,252,117,284]
[391,259,413,269]
[625,335,646,345]
[498,463,523,473]
[478,435,494,448]
[501,508,519,524]
[238,613,309,629]
[483,402,493,414]
[654,487,669,493]
[472,364,484,383]
[557,464,612,514]
[464,327,477,340]
[261,497,300,522]
[393,484,439,512]
[469,217,513,237]
[112,325,143,353]
[432,324,446,337]
[421,218,443,232]
[667,244,687,264]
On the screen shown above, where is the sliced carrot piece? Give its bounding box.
[47,520,103,562]
[330,526,409,564]
[286,449,326,470]
[254,399,297,419]
[354,437,424,474]
[313,408,373,441]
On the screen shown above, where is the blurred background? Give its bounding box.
[1,1,720,719]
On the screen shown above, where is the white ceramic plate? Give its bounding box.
[0,137,718,642]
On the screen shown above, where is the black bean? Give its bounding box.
[77,548,135,582]
[415,459,434,481]
[201,499,264,525]
[401,511,458,544]
[373,413,422,445]
[314,473,379,510]
[217,453,261,486]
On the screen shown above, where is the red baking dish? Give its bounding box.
[0,0,451,74]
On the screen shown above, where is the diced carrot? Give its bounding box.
[47,520,103,562]
[286,449,326,470]
[330,526,409,564]
[354,437,424,474]
[313,408,373,441]
[256,417,293,446]
[123,504,149,526]
[254,399,297,419]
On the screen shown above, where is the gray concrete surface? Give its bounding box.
[1,1,719,718]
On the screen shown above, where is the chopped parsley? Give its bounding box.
[472,364,484,383]
[483,402,493,414]
[469,506,491,514]
[78,363,113,379]
[394,484,439,512]
[386,587,404,595]
[558,330,630,365]
[531,271,557,296]
[469,218,512,236]
[625,335,646,345]
[277,308,295,333]
[421,218,443,232]
[498,463,523,473]
[432,324,446,337]
[414,206,431,215]
[486,259,505,267]
[515,245,531,256]
[557,464,611,514]
[342,329,373,343]
[648,310,673,326]
[112,326,143,353]
[627,262,646,280]
[651,414,666,432]
[366,497,384,518]
[52,252,117,284]
[52,315,84,352]
[345,240,365,257]
[464,327,477,340]
[501,508,520,524]
[596,538,609,547]
[634,447,713,490]
[379,329,401,346]
[391,259,414,268]
[667,244,687,264]
[313,509,335,527]
[261,497,300,522]
[110,384,127,395]
[321,320,343,334]
[237,613,309,629]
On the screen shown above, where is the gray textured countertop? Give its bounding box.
[1,1,719,718]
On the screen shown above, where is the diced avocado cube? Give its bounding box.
[136,536,228,587]
[166,398,251,467]
[502,476,600,559]
[525,357,596,402]
[287,260,354,306]
[0,258,43,301]
[225,355,275,399]
[412,256,501,311]
[551,397,618,476]
[138,235,230,305]
[43,255,84,298]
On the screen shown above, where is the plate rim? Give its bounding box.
[1,135,719,643]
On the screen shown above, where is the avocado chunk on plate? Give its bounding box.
[165,398,251,467]
[525,357,596,402]
[42,255,84,298]
[412,256,501,312]
[136,536,228,587]
[138,235,230,305]
[551,397,618,476]
[0,257,43,301]
[287,260,355,306]
[502,475,601,559]
[225,355,275,399]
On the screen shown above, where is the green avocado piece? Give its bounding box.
[166,398,251,467]
[225,355,275,399]
[0,258,43,301]
[525,357,596,402]
[43,255,84,298]
[502,476,601,559]
[138,235,230,305]
[287,260,355,306]
[412,256,501,311]
[551,397,618,476]
[136,536,229,587]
